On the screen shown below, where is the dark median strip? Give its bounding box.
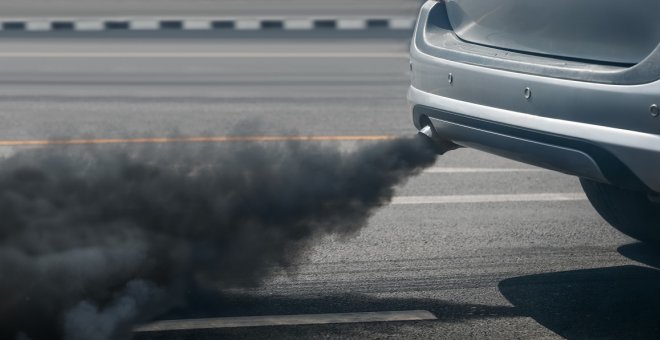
[366,19,389,28]
[51,22,75,31]
[212,20,235,29]
[2,22,26,31]
[261,20,284,30]
[160,21,183,30]
[104,21,129,30]
[314,20,337,29]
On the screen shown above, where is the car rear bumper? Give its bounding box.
[409,1,660,193]
[409,87,660,193]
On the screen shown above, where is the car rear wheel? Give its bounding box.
[580,178,660,246]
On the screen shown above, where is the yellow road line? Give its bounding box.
[0,135,397,146]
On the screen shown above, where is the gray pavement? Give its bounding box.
[0,0,422,18]
[0,38,412,139]
[1,37,659,339]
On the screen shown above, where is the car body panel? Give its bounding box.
[416,0,660,85]
[445,0,660,65]
[427,113,608,182]
[409,1,660,193]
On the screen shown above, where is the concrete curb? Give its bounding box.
[0,17,416,32]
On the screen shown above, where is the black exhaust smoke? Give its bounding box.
[0,131,444,340]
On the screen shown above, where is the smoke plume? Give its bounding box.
[0,134,439,340]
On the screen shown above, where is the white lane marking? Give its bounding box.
[284,19,314,30]
[75,21,104,31]
[0,52,408,59]
[424,167,547,174]
[130,20,159,30]
[25,21,50,31]
[338,19,367,30]
[183,20,212,30]
[135,310,437,332]
[391,193,587,205]
[389,18,416,30]
[235,20,261,30]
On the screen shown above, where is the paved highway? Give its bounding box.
[0,0,422,18]
[1,37,659,339]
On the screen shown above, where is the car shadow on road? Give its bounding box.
[134,243,660,339]
[498,242,660,339]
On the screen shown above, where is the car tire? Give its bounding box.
[580,178,660,245]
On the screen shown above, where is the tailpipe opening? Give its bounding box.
[417,124,460,155]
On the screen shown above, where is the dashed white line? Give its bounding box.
[25,21,50,31]
[130,20,159,30]
[391,193,587,205]
[284,19,314,30]
[389,18,417,30]
[75,20,104,31]
[235,19,261,30]
[135,310,437,331]
[183,20,212,30]
[0,17,416,32]
[338,19,367,30]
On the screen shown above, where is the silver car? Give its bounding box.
[409,0,660,244]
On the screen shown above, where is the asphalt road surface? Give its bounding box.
[1,36,659,339]
[0,0,422,18]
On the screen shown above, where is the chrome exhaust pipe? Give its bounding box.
[417,125,460,155]
[418,125,435,140]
